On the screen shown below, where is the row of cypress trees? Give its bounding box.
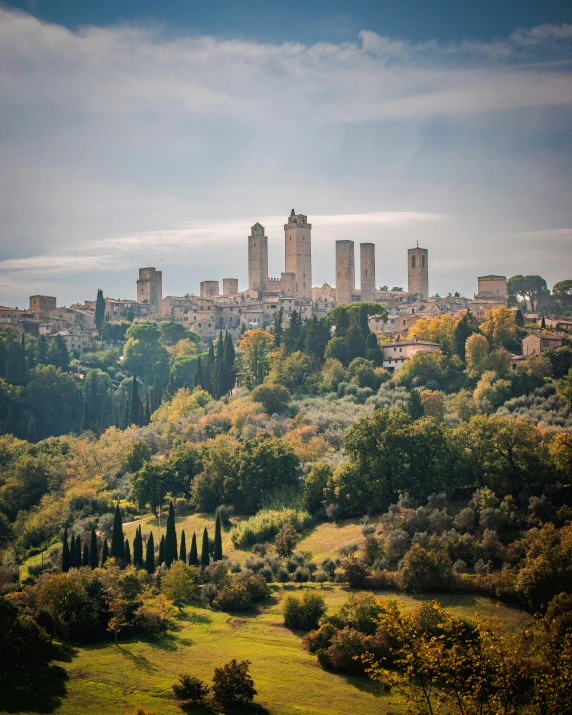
[62,503,223,575]
[195,331,236,399]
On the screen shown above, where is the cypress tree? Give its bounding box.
[129,375,140,427]
[95,288,105,336]
[179,530,187,564]
[75,535,82,566]
[200,527,210,568]
[82,542,90,567]
[214,513,223,561]
[224,332,236,393]
[101,538,109,566]
[158,534,165,565]
[69,533,76,568]
[110,503,125,562]
[62,527,70,573]
[81,399,90,432]
[38,334,48,364]
[189,532,198,566]
[133,525,143,569]
[407,389,424,421]
[145,532,155,573]
[194,357,203,390]
[124,539,131,565]
[541,315,546,329]
[89,527,98,569]
[152,374,163,412]
[165,501,177,566]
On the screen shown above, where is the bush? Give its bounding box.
[399,545,455,592]
[212,659,257,708]
[251,383,291,413]
[214,583,252,611]
[283,590,326,630]
[317,627,370,672]
[235,572,271,601]
[172,674,210,703]
[229,508,313,548]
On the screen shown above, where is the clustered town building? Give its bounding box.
[1,209,566,371]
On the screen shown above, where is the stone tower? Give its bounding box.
[336,240,355,306]
[407,245,429,300]
[284,209,312,300]
[360,243,375,303]
[222,278,239,296]
[137,267,162,312]
[248,222,268,293]
[200,281,219,298]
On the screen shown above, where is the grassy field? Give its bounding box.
[1,584,531,715]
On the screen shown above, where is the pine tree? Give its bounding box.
[165,501,177,566]
[189,532,198,566]
[129,375,141,427]
[62,527,70,573]
[75,536,82,567]
[200,527,210,567]
[110,503,125,562]
[179,530,187,564]
[82,542,90,567]
[133,525,143,569]
[214,513,223,561]
[145,532,155,573]
[158,534,166,565]
[101,538,109,566]
[95,288,105,336]
[124,539,131,565]
[89,527,98,568]
[541,315,546,329]
[69,533,76,568]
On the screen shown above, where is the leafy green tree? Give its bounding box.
[125,440,152,473]
[95,289,106,335]
[284,311,305,354]
[131,462,167,514]
[89,527,98,569]
[214,513,223,561]
[144,532,155,573]
[238,329,275,388]
[123,326,169,384]
[165,501,178,566]
[453,311,477,360]
[37,334,48,364]
[47,335,70,371]
[161,561,199,609]
[189,532,198,566]
[25,364,79,439]
[212,659,257,708]
[200,527,210,567]
[61,527,70,573]
[407,389,424,420]
[110,504,125,562]
[303,463,332,513]
[158,321,193,346]
[557,367,572,411]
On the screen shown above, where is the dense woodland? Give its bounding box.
[1,290,572,713]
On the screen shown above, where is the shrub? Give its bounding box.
[215,503,234,525]
[283,590,326,630]
[340,557,369,587]
[251,383,291,413]
[314,570,328,587]
[399,545,455,592]
[276,566,290,585]
[214,583,252,611]
[229,509,313,548]
[294,566,310,583]
[317,627,369,672]
[235,572,271,601]
[172,674,210,703]
[212,659,257,708]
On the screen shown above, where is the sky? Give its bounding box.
[0,0,571,308]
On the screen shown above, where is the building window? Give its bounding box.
[422,255,426,268]
[412,255,416,268]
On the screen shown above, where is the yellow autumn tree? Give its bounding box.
[408,313,459,352]
[238,329,275,388]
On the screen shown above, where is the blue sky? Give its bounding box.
[0,1,571,307]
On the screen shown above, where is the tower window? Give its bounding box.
[422,255,426,268]
[412,255,416,268]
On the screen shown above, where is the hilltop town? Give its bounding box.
[4,208,567,371]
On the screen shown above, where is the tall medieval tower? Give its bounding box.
[284,209,312,300]
[336,240,355,305]
[360,243,375,302]
[248,222,268,293]
[137,267,162,312]
[407,244,429,300]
